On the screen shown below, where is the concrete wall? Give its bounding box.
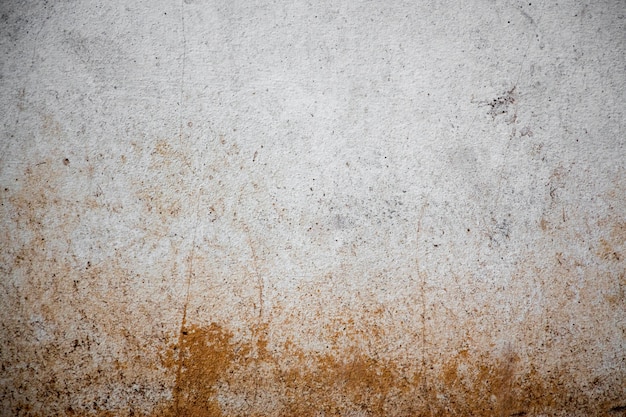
[1,1,625,416]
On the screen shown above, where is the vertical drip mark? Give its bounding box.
[489,34,532,238]
[498,341,517,417]
[415,201,431,415]
[178,0,187,144]
[244,230,265,411]
[247,235,264,320]
[175,195,201,414]
[174,1,189,415]
[31,16,47,69]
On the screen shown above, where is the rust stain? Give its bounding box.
[596,222,626,262]
[160,320,409,417]
[598,238,622,262]
[2,158,625,417]
[152,318,624,417]
[41,114,63,138]
[1,159,174,417]
[163,324,237,417]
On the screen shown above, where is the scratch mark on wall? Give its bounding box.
[415,200,431,416]
[174,2,192,415]
[248,235,264,320]
[178,0,187,145]
[30,8,51,69]
[485,32,535,244]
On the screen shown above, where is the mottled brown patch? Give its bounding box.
[3,156,625,417]
[598,238,622,261]
[153,319,621,417]
[596,222,626,261]
[164,324,237,417]
[153,140,174,159]
[1,158,179,417]
[41,114,63,138]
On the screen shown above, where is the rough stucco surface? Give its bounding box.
[1,0,625,416]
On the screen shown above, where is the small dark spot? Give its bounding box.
[610,405,626,413]
[86,261,91,269]
[63,158,70,166]
[182,330,188,335]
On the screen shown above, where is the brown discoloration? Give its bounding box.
[161,320,410,417]
[611,222,626,244]
[1,159,177,417]
[164,324,237,417]
[596,222,626,262]
[41,114,63,138]
[153,318,622,417]
[3,156,624,417]
[598,238,622,261]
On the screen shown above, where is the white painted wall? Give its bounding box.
[1,1,625,416]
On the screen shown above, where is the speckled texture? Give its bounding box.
[1,0,625,416]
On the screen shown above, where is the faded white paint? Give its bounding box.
[1,1,625,416]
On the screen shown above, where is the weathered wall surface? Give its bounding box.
[1,0,625,416]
